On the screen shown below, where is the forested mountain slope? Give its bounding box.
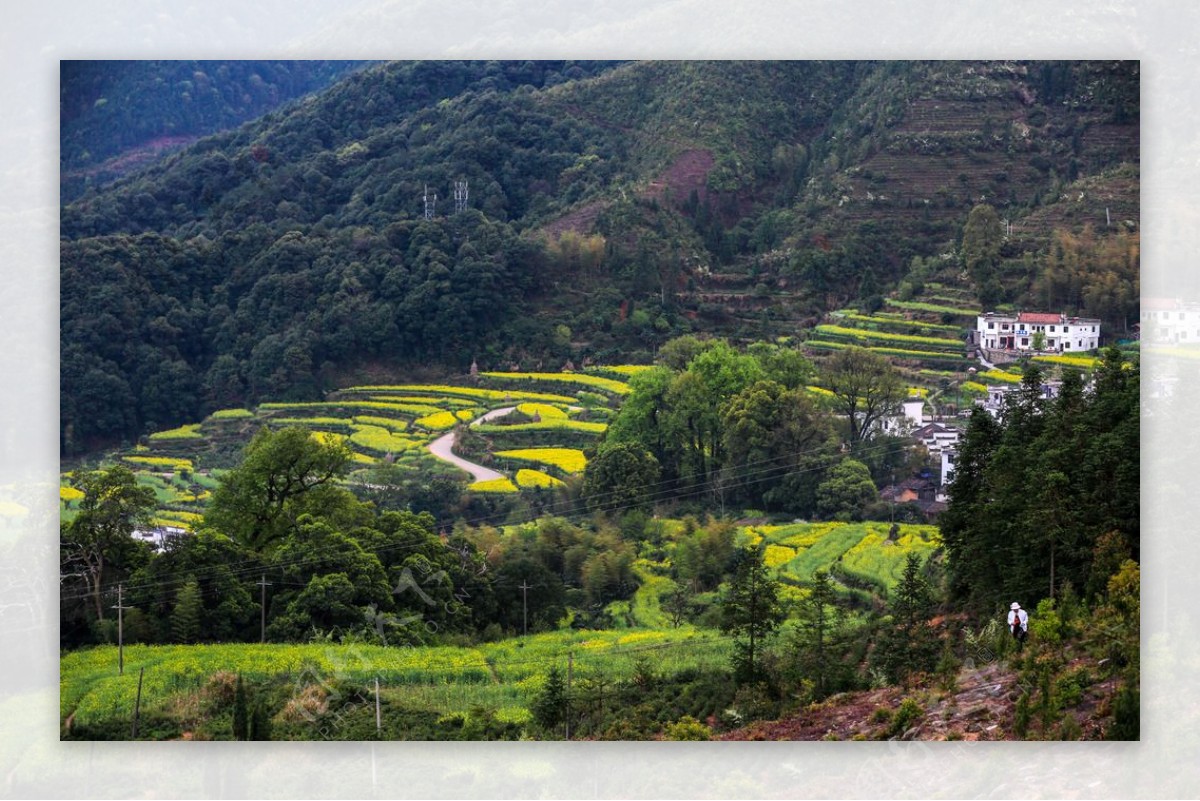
[61,60,371,202]
[60,60,1138,454]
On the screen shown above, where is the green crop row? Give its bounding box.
[210,408,254,420]
[474,420,606,435]
[271,417,356,428]
[884,299,981,317]
[343,385,578,405]
[837,528,940,593]
[481,371,631,396]
[148,423,203,440]
[260,401,443,416]
[815,324,964,351]
[834,312,964,334]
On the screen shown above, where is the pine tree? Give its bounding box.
[170,577,202,644]
[249,698,272,741]
[720,547,785,684]
[872,554,939,684]
[531,666,569,736]
[792,570,844,699]
[232,674,249,740]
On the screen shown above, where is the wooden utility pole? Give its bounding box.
[375,677,382,735]
[131,666,145,738]
[565,652,574,740]
[112,584,132,675]
[518,580,532,637]
[256,574,272,643]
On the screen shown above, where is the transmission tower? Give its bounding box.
[423,184,437,221]
[454,179,469,214]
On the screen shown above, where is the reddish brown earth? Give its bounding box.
[538,148,716,240]
[64,135,199,181]
[720,660,1119,741]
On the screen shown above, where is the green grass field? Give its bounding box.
[60,628,730,732]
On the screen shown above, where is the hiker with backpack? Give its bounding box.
[1008,602,1029,650]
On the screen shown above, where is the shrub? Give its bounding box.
[1107,683,1139,740]
[664,715,711,740]
[887,697,923,739]
[1030,598,1062,646]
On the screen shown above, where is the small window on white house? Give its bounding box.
[988,322,994,329]
[1064,342,1071,349]
[1021,338,1028,346]
[1002,324,1009,330]
[1050,325,1056,332]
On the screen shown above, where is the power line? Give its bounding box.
[64,436,908,604]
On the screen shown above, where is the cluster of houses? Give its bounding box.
[131,525,188,552]
[876,308,1108,520]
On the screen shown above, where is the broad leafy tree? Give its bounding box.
[822,346,904,448]
[815,459,877,521]
[60,465,156,626]
[206,426,352,552]
[582,442,661,513]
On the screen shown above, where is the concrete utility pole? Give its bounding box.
[375,677,382,734]
[518,580,532,637]
[257,574,272,643]
[112,584,132,675]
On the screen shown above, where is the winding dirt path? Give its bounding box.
[425,407,515,483]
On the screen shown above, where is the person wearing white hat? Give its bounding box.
[1007,602,1029,650]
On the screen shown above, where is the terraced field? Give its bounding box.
[59,368,645,525]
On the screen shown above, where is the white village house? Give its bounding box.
[1140,297,1200,345]
[976,311,1101,354]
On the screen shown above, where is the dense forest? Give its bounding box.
[61,61,370,202]
[60,60,1139,458]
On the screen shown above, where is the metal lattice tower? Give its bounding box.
[423,184,437,221]
[454,179,469,213]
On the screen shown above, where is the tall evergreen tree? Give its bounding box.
[170,577,203,644]
[232,675,249,740]
[720,547,786,684]
[791,570,846,699]
[872,553,939,684]
[531,666,569,736]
